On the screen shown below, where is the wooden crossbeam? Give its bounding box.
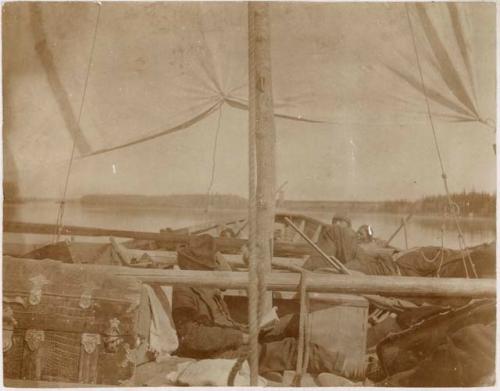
[4,221,313,256]
[106,267,495,299]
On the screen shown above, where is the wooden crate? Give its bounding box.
[225,290,368,377]
[3,257,149,385]
[307,293,368,378]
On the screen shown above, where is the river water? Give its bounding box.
[3,202,496,250]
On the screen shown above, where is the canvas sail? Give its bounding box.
[3,2,495,193]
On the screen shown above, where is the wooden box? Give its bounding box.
[3,256,149,386]
[225,290,368,377]
[306,293,368,378]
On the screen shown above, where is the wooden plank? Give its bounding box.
[105,246,307,270]
[291,219,306,242]
[3,240,307,270]
[4,378,113,387]
[275,212,326,230]
[110,237,132,265]
[309,301,368,379]
[162,218,246,235]
[311,224,323,243]
[225,289,370,307]
[4,221,313,256]
[3,242,45,257]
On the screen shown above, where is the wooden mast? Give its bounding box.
[248,2,276,384]
[249,1,276,312]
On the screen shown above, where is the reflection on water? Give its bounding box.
[4,202,496,250]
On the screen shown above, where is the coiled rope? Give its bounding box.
[54,3,102,242]
[404,4,478,278]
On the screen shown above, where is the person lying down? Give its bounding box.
[171,234,356,380]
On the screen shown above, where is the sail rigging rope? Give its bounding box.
[204,103,224,216]
[292,270,311,386]
[404,3,478,278]
[436,219,446,277]
[53,3,102,242]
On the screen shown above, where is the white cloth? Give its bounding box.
[143,284,179,357]
[166,359,268,387]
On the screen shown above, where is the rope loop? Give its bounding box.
[420,248,442,264]
[227,353,250,386]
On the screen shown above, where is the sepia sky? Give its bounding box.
[3,2,497,201]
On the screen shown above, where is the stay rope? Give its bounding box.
[53,3,101,242]
[437,219,446,277]
[204,104,223,217]
[404,4,477,278]
[292,270,311,386]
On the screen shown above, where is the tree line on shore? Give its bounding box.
[80,193,248,209]
[6,190,495,218]
[379,191,495,217]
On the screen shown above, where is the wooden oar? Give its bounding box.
[386,213,414,246]
[283,217,422,313]
[109,237,132,265]
[283,217,349,274]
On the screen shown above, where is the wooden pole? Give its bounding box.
[284,217,348,273]
[248,2,276,383]
[3,221,312,256]
[247,3,260,385]
[5,257,495,298]
[402,218,409,249]
[386,213,413,246]
[250,1,276,313]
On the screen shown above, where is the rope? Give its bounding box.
[436,220,446,277]
[420,248,442,264]
[204,104,223,216]
[402,218,409,249]
[404,4,477,278]
[292,270,310,386]
[227,353,249,386]
[247,4,260,385]
[53,3,101,242]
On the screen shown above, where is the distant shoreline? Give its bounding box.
[4,192,496,219]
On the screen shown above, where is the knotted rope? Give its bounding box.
[405,4,478,278]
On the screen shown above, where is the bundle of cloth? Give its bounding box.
[376,299,495,387]
[303,223,495,279]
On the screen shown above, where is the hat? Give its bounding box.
[177,234,218,270]
[332,214,352,227]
